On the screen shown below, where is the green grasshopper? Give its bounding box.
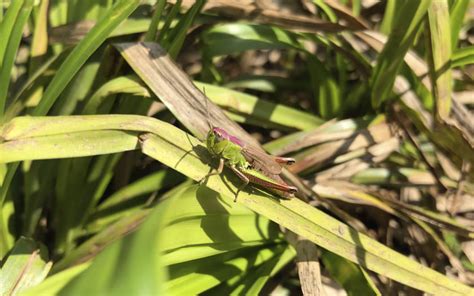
[202,111,297,201]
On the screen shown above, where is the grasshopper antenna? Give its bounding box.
[203,87,214,131]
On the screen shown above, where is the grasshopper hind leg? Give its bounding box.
[229,166,249,202]
[199,158,224,184]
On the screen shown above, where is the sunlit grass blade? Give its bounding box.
[206,246,294,295]
[194,82,323,130]
[0,0,34,117]
[452,46,474,68]
[51,209,150,273]
[0,0,23,69]
[82,75,151,114]
[322,250,381,296]
[0,237,52,295]
[49,194,170,295]
[166,245,290,295]
[21,263,90,296]
[158,0,181,44]
[427,0,452,119]
[29,0,48,74]
[33,0,140,116]
[26,0,49,111]
[449,0,469,48]
[202,23,304,56]
[167,0,205,58]
[93,169,184,214]
[379,0,397,34]
[370,0,431,108]
[144,0,167,42]
[0,130,138,163]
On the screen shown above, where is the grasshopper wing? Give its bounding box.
[241,145,283,175]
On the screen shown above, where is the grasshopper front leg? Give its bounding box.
[199,158,225,184]
[229,166,250,202]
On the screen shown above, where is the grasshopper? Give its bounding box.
[212,127,296,176]
[202,105,297,201]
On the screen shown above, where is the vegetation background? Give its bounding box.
[0,0,473,295]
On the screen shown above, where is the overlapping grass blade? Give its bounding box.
[82,75,151,114]
[0,238,52,295]
[449,0,470,48]
[322,250,381,296]
[427,0,452,119]
[370,0,431,108]
[0,0,34,116]
[452,46,474,68]
[45,192,169,295]
[33,0,140,116]
[21,264,90,296]
[167,0,205,58]
[194,82,323,130]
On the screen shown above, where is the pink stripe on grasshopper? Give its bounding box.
[212,127,245,147]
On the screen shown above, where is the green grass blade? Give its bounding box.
[307,55,342,119]
[0,237,52,295]
[194,82,323,130]
[452,46,474,68]
[0,130,138,163]
[311,0,337,21]
[166,246,288,295]
[449,0,469,49]
[26,0,49,110]
[167,0,205,58]
[54,195,171,295]
[0,0,34,117]
[371,0,431,108]
[0,0,34,256]
[428,0,452,119]
[21,263,90,296]
[82,75,151,114]
[144,0,167,42]
[322,250,381,296]
[202,23,304,57]
[379,0,397,34]
[0,0,23,68]
[32,0,140,116]
[227,246,295,295]
[158,0,181,44]
[29,0,49,74]
[52,209,151,273]
[94,169,184,214]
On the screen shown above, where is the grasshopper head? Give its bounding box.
[212,127,244,147]
[212,127,227,141]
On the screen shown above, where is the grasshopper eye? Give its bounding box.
[213,127,224,138]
